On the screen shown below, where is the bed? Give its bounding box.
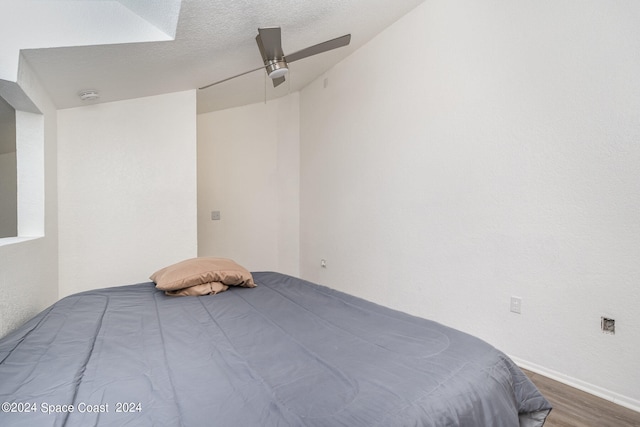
[0,270,551,426]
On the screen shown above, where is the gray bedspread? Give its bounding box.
[0,272,551,426]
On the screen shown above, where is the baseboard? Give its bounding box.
[510,355,640,414]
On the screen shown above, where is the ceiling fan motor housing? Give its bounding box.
[265,59,288,79]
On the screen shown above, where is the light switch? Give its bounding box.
[510,296,522,314]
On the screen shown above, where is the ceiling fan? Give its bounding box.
[199,27,351,90]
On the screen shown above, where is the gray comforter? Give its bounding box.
[0,272,550,426]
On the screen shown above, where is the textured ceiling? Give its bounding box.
[14,0,425,113]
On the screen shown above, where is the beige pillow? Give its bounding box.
[150,257,256,292]
[165,282,229,297]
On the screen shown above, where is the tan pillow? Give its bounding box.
[165,282,229,297]
[150,257,256,291]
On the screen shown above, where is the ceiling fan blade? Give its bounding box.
[272,76,286,87]
[200,29,351,90]
[285,34,351,63]
[198,65,264,90]
[256,27,284,61]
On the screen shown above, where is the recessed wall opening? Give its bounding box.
[0,95,17,238]
[0,80,44,244]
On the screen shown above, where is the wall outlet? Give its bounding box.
[320,259,327,268]
[510,296,522,314]
[601,317,615,334]
[211,211,220,221]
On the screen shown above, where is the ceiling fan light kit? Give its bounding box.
[266,59,288,79]
[200,27,351,90]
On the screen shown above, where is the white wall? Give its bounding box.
[300,0,640,410]
[57,90,198,297]
[1,0,172,82]
[0,61,58,338]
[197,94,299,275]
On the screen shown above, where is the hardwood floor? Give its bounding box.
[523,369,640,427]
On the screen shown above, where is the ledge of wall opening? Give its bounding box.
[0,79,44,240]
[0,236,42,248]
[0,79,40,114]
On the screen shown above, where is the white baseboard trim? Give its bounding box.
[509,356,640,414]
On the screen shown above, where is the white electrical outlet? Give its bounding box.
[510,297,522,314]
[320,259,327,268]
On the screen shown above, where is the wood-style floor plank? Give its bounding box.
[523,369,640,427]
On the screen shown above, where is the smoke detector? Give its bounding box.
[78,89,100,101]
